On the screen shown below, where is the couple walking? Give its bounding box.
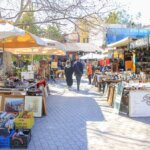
[64,58,83,91]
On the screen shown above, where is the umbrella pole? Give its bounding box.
[31,48,34,72]
[2,39,5,73]
[32,48,34,65]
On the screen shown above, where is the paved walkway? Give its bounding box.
[7,78,150,150]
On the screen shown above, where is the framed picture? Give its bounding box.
[4,95,25,112]
[129,90,150,117]
[25,96,42,117]
[0,95,4,111]
[51,62,58,69]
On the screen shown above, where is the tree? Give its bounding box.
[19,11,38,34]
[106,12,119,24]
[105,9,141,26]
[0,0,117,30]
[44,25,63,42]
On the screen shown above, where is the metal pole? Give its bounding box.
[32,48,34,65]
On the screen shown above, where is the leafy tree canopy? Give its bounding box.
[106,9,141,27]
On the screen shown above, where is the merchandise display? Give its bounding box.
[136,48,150,75]
[0,111,33,148]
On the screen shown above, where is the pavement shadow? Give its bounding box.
[32,95,105,150]
[130,117,150,125]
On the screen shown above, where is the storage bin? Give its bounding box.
[15,112,34,129]
[11,129,31,149]
[0,130,15,148]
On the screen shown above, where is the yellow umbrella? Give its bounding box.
[0,33,46,48]
[5,38,66,56]
[0,20,46,50]
[0,20,47,68]
[0,20,25,40]
[6,48,65,55]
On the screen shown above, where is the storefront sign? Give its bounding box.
[129,90,150,117]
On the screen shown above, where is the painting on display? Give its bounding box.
[104,83,108,97]
[25,96,42,117]
[4,96,25,112]
[51,62,58,69]
[113,82,124,114]
[129,90,150,117]
[107,86,115,106]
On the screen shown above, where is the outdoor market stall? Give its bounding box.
[96,71,150,117]
[107,37,138,72]
[0,20,50,148]
[129,36,150,77]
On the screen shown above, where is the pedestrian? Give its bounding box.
[64,60,74,88]
[73,58,83,91]
[86,61,93,84]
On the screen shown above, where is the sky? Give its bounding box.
[117,0,150,25]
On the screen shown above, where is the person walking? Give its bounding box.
[86,61,93,84]
[64,60,74,88]
[73,58,83,91]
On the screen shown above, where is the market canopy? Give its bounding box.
[0,20,25,40]
[107,37,135,48]
[6,38,66,56]
[80,53,105,60]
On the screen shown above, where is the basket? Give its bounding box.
[15,112,34,129]
[11,129,31,149]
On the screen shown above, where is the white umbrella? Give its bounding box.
[0,21,25,39]
[80,53,105,60]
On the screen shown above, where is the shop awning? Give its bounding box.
[107,37,134,48]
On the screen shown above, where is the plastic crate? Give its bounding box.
[15,112,34,129]
[11,129,31,149]
[0,130,15,148]
[0,128,10,137]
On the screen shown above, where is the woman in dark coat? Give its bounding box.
[65,60,74,88]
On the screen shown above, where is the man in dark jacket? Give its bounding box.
[73,58,83,91]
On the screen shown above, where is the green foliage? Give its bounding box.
[105,9,141,26]
[106,12,119,24]
[33,55,49,61]
[44,25,63,42]
[19,12,38,34]
[19,12,63,41]
[14,67,28,78]
[16,11,63,64]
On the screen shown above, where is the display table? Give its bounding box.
[0,80,48,116]
[106,82,150,117]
